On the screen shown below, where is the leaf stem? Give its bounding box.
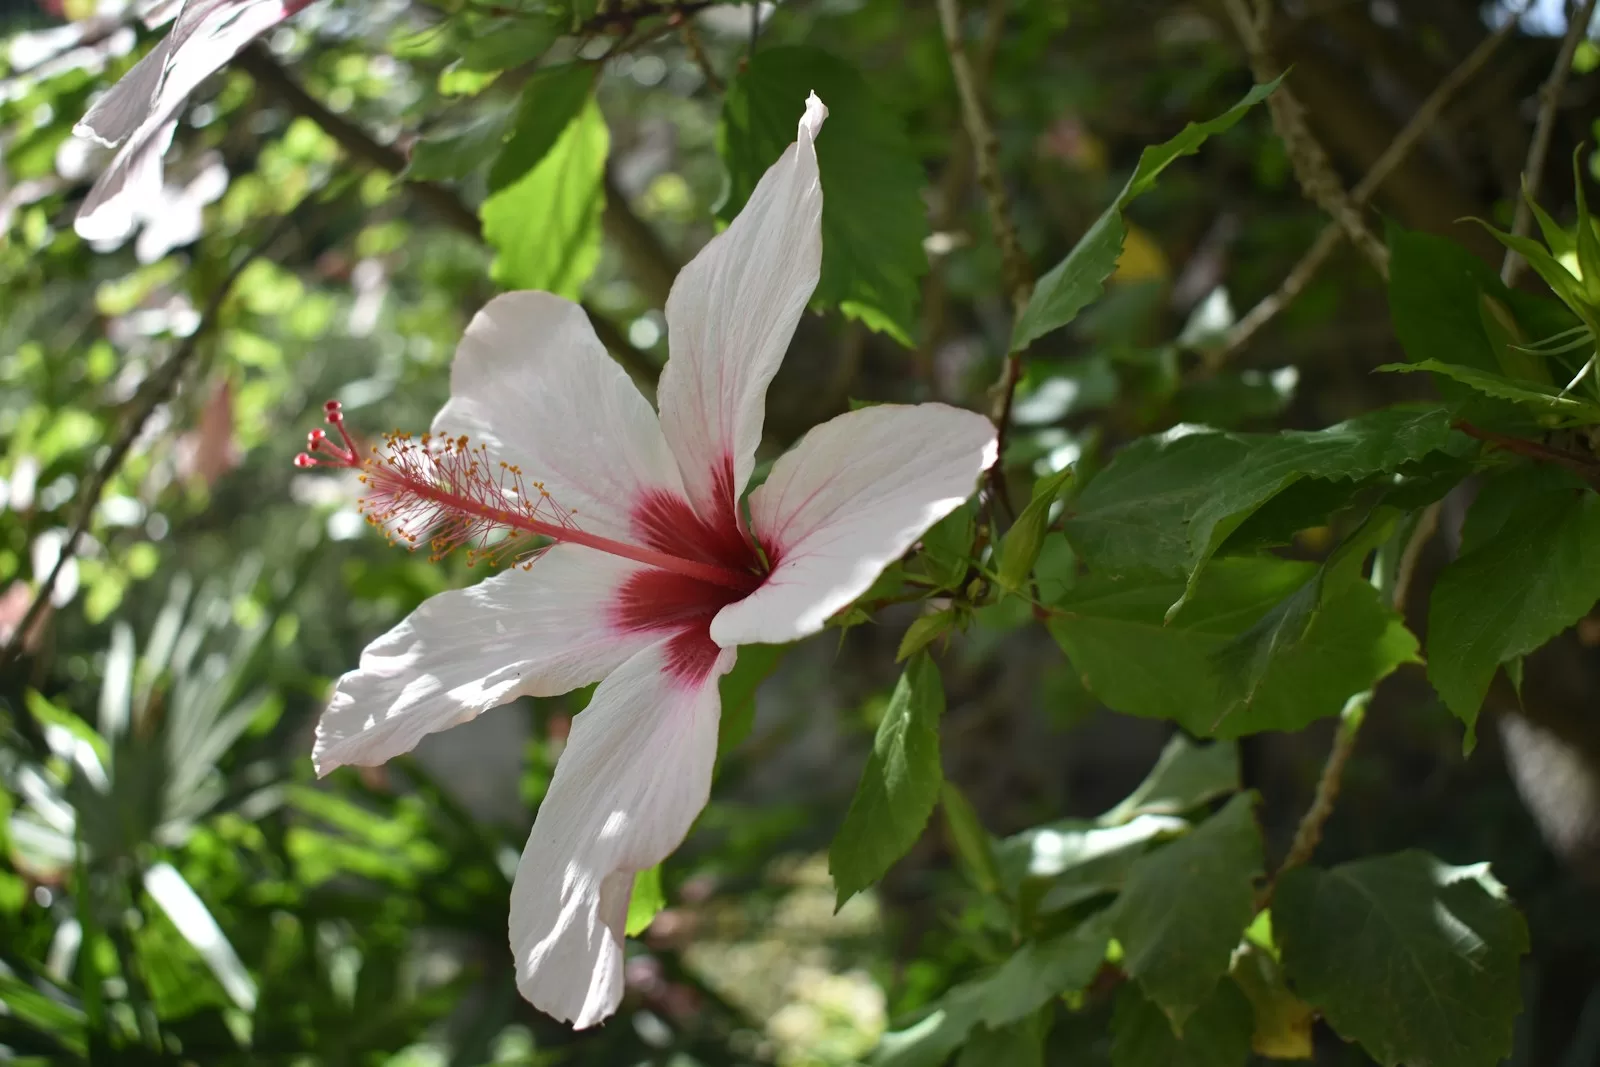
[1502,0,1598,285]
[1267,502,1439,892]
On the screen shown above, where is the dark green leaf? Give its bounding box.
[1427,470,1600,734]
[955,1012,1049,1067]
[831,654,945,908]
[917,503,976,590]
[1103,734,1240,824]
[941,781,1001,896]
[1048,559,1418,737]
[875,914,1109,1067]
[404,108,513,181]
[1012,78,1280,352]
[721,47,927,343]
[488,64,597,192]
[1111,793,1262,1029]
[1110,980,1253,1067]
[995,814,1185,914]
[717,643,785,759]
[1276,851,1529,1067]
[1063,406,1455,597]
[1376,360,1600,422]
[481,98,608,299]
[458,15,559,72]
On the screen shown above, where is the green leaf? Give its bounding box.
[1048,559,1418,737]
[1376,360,1600,422]
[457,15,560,72]
[721,46,927,343]
[874,914,1109,1067]
[1427,470,1600,734]
[830,654,945,908]
[404,107,513,181]
[995,813,1185,915]
[1111,792,1262,1029]
[626,865,664,936]
[1110,980,1253,1067]
[716,643,785,760]
[488,64,597,192]
[1230,942,1314,1060]
[1012,78,1280,352]
[898,608,956,662]
[481,97,608,300]
[1103,734,1240,824]
[941,781,1002,896]
[1063,406,1455,596]
[916,503,976,590]
[1275,851,1529,1067]
[996,467,1074,594]
[955,1012,1049,1067]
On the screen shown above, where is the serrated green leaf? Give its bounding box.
[720,47,927,344]
[941,782,1001,895]
[1102,734,1239,825]
[1111,792,1261,1029]
[1063,406,1454,597]
[481,98,608,300]
[1012,78,1280,352]
[1427,469,1600,735]
[874,914,1109,1067]
[1276,851,1529,1067]
[1376,359,1600,421]
[625,864,663,937]
[1048,559,1418,737]
[898,609,956,662]
[996,813,1184,915]
[955,1012,1049,1067]
[916,503,975,590]
[488,64,596,192]
[831,654,945,908]
[1110,980,1253,1067]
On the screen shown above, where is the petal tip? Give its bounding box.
[800,91,828,141]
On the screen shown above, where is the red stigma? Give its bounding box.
[293,399,361,470]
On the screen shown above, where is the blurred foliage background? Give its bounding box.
[4,0,1600,1064]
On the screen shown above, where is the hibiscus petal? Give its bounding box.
[710,403,998,646]
[510,636,733,1028]
[434,292,687,541]
[313,545,657,775]
[75,0,299,240]
[656,92,827,525]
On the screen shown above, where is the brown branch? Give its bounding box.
[1453,419,1600,489]
[236,45,659,379]
[1502,0,1599,285]
[937,0,1028,516]
[1220,0,1389,278]
[0,216,293,671]
[1210,4,1525,364]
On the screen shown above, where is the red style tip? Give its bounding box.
[291,398,361,470]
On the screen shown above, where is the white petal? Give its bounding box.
[511,636,734,1028]
[313,545,656,775]
[710,403,998,646]
[656,93,827,522]
[74,34,175,148]
[74,0,295,241]
[434,292,688,542]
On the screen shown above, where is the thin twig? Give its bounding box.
[918,0,1008,390]
[678,15,722,92]
[1502,0,1598,285]
[1220,0,1389,277]
[0,216,293,671]
[1211,5,1526,363]
[936,0,1029,516]
[1270,502,1440,885]
[236,45,660,379]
